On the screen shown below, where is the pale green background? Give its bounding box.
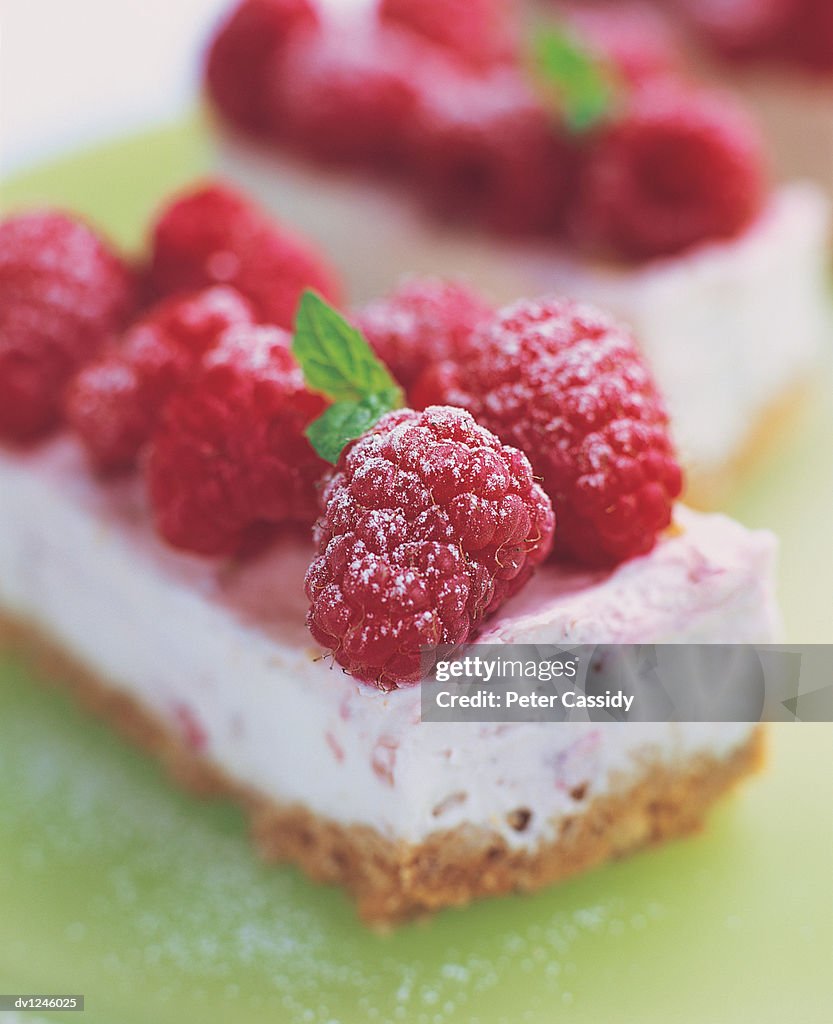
[1,120,831,1023]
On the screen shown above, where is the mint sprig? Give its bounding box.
[293,290,399,402]
[293,291,404,465]
[531,25,617,133]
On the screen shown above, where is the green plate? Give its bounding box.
[1,119,832,1024]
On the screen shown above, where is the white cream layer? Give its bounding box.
[0,439,777,848]
[217,135,831,480]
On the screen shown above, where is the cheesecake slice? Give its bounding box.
[0,435,774,922]
[0,189,775,924]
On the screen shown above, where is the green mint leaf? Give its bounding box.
[293,290,401,403]
[531,25,616,132]
[293,292,405,463]
[306,390,401,465]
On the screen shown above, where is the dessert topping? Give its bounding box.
[205,0,320,136]
[412,296,682,566]
[292,294,554,688]
[67,286,254,473]
[205,1,769,258]
[305,405,555,688]
[356,277,492,391]
[566,81,768,260]
[0,211,135,444]
[147,182,343,330]
[147,321,328,555]
[275,25,423,170]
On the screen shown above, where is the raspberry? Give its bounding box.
[568,83,767,260]
[275,26,422,169]
[147,322,328,555]
[147,183,343,329]
[413,71,571,236]
[0,211,135,443]
[205,0,319,136]
[412,299,682,567]
[379,0,518,70]
[67,286,254,473]
[356,278,492,391]
[305,405,555,688]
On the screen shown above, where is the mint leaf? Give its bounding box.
[531,25,617,132]
[291,291,405,464]
[306,391,401,465]
[293,290,400,403]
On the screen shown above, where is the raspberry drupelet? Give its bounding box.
[0,211,136,443]
[146,183,343,329]
[67,286,255,473]
[305,405,555,689]
[147,322,328,556]
[412,298,682,567]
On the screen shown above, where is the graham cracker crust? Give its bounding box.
[1,613,765,925]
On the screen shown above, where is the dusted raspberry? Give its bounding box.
[564,2,681,86]
[276,26,422,169]
[379,0,518,70]
[356,278,492,391]
[413,72,571,236]
[205,0,319,136]
[67,286,254,473]
[305,405,555,689]
[0,211,135,443]
[412,299,682,567]
[147,183,343,329]
[568,84,767,260]
[147,323,328,555]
